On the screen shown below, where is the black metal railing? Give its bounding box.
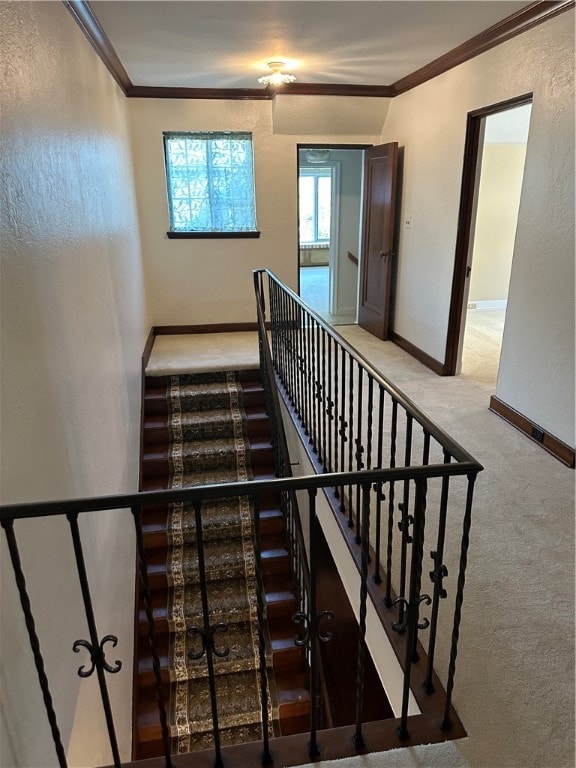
[0,269,482,768]
[0,468,472,768]
[254,268,484,734]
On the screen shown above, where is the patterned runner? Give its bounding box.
[165,371,278,753]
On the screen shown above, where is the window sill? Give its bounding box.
[167,231,261,240]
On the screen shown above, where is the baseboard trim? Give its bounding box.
[489,395,575,468]
[153,322,259,335]
[389,330,446,376]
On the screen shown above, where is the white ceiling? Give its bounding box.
[91,1,530,89]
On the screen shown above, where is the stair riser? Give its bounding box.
[146,553,290,591]
[145,390,266,418]
[144,420,271,449]
[141,448,275,480]
[138,645,305,688]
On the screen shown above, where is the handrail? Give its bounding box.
[254,268,482,468]
[0,463,478,522]
[0,463,477,524]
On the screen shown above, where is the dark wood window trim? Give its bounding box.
[166,231,260,240]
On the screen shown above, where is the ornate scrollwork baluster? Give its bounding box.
[187,623,230,661]
[430,550,449,599]
[67,512,121,767]
[397,502,414,544]
[72,635,122,678]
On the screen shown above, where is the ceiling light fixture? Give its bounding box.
[258,60,296,87]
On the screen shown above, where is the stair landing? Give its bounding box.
[146,331,259,377]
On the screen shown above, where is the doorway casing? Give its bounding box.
[444,92,533,375]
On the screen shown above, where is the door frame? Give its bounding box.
[443,92,533,375]
[296,143,371,304]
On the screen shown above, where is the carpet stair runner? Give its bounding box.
[134,369,310,760]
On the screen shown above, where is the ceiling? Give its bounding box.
[90,1,532,91]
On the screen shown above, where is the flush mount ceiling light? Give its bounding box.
[305,149,331,164]
[258,60,296,87]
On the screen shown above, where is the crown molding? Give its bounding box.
[267,83,395,98]
[64,0,574,101]
[62,0,132,94]
[127,85,273,100]
[392,0,575,95]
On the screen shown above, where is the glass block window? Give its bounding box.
[163,131,257,233]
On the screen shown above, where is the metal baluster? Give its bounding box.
[283,288,290,393]
[353,483,371,749]
[268,281,275,366]
[384,400,398,607]
[373,385,385,584]
[192,499,226,767]
[424,451,451,693]
[312,320,319,460]
[422,431,431,466]
[311,320,318,450]
[409,430,431,662]
[442,474,477,730]
[299,305,306,429]
[66,512,122,767]
[320,327,327,471]
[1,520,68,768]
[333,335,339,476]
[398,478,428,740]
[338,348,347,511]
[347,356,355,529]
[397,414,413,627]
[307,489,320,756]
[132,506,174,766]
[306,311,313,439]
[252,494,273,765]
[289,293,297,407]
[278,288,286,386]
[326,333,333,473]
[354,366,364,543]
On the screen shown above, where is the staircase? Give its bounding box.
[134,368,310,760]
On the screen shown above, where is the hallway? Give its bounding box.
[299,266,356,326]
[146,324,574,768]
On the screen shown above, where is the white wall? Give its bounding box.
[0,2,147,765]
[331,150,363,314]
[128,98,379,325]
[280,401,419,719]
[468,142,527,303]
[381,11,574,446]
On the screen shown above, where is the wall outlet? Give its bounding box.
[404,215,412,229]
[468,302,477,309]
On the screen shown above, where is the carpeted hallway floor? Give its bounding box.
[146,327,574,768]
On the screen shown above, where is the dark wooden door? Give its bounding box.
[358,142,398,339]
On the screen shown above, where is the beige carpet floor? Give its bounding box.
[307,324,574,768]
[148,326,574,768]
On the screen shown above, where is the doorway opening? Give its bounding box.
[297,145,367,326]
[445,95,533,383]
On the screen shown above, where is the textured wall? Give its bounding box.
[381,11,574,445]
[468,143,528,303]
[128,97,380,326]
[0,2,147,765]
